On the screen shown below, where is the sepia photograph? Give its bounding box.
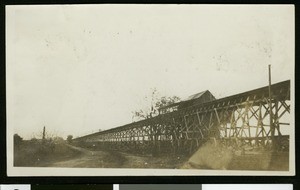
[6,4,294,176]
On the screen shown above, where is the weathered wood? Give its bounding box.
[74,80,291,154]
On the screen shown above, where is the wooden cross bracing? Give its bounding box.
[74,80,291,154]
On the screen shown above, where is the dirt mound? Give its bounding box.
[182,139,233,170]
[182,139,289,171]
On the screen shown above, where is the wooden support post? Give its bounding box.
[269,65,276,150]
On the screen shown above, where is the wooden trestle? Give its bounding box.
[74,80,291,155]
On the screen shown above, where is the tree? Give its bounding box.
[14,134,23,149]
[67,135,73,143]
[132,88,181,121]
[155,96,181,111]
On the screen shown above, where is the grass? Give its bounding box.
[14,140,81,167]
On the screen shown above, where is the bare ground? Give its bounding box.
[43,144,186,168]
[181,139,289,171]
[15,142,289,171]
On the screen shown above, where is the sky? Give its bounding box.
[6,5,294,139]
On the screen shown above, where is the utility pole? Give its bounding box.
[42,126,46,140]
[268,65,275,149]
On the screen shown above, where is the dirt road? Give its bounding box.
[46,145,123,168]
[47,145,184,168]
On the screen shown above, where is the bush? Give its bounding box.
[67,135,73,143]
[14,134,23,149]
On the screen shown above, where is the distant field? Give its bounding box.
[14,140,82,167]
